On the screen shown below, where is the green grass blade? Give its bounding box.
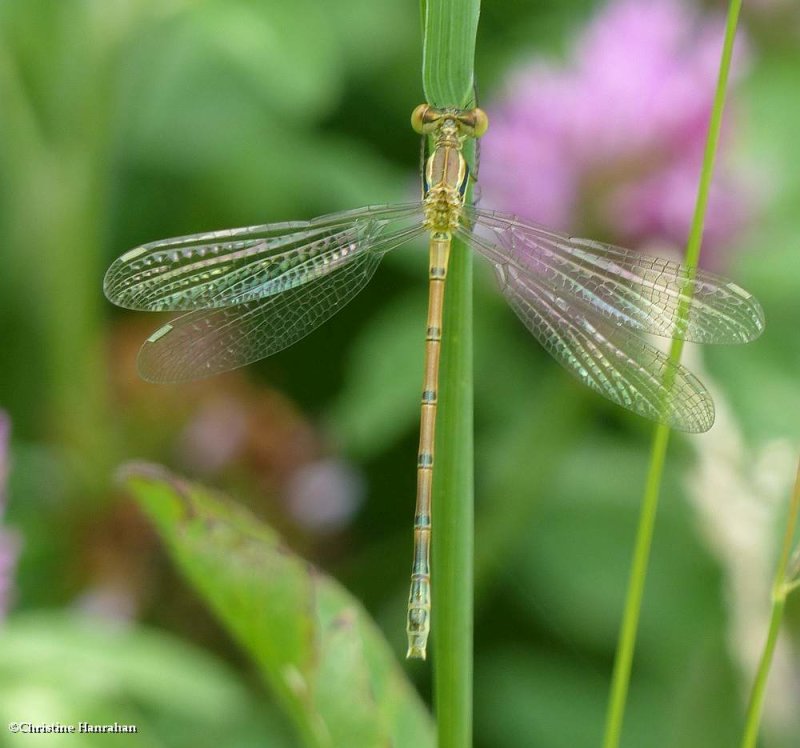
[421,0,481,108]
[419,1,481,745]
[432,216,475,748]
[602,2,744,746]
[741,458,800,748]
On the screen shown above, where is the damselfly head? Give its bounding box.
[411,104,489,139]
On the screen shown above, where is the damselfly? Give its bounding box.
[104,105,765,660]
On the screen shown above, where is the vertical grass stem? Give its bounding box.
[420,1,480,746]
[740,459,800,748]
[602,1,743,746]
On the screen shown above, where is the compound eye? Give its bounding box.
[472,108,489,138]
[411,104,430,134]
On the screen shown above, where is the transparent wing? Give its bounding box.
[137,250,382,383]
[500,265,714,432]
[105,203,423,311]
[462,208,764,344]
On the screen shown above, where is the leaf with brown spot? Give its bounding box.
[120,462,434,748]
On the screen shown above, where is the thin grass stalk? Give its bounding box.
[740,459,800,748]
[432,229,474,748]
[602,1,744,746]
[420,1,480,746]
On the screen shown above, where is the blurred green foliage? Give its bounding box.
[0,0,798,746]
[0,612,295,747]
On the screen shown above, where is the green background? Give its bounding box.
[0,1,798,746]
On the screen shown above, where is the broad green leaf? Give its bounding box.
[121,464,434,748]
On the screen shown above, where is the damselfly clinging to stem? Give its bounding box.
[104,105,764,661]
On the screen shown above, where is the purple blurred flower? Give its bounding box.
[177,396,249,476]
[0,411,20,619]
[286,458,365,533]
[480,0,753,266]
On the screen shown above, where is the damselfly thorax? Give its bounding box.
[413,104,488,235]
